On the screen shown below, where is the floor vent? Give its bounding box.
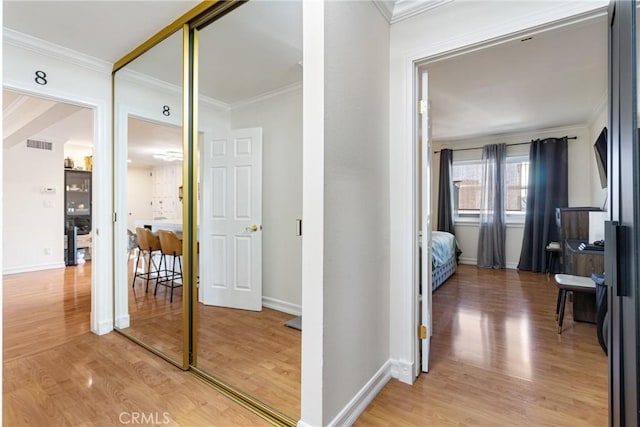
[26,139,53,151]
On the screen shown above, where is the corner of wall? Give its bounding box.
[390,358,414,384]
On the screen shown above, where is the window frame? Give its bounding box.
[450,155,529,225]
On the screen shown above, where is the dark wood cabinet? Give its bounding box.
[555,207,602,271]
[64,170,92,235]
[563,239,604,323]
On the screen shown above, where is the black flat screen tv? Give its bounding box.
[594,127,607,189]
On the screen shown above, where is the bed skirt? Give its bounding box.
[432,255,457,291]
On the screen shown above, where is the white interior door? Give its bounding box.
[200,127,263,311]
[421,71,433,372]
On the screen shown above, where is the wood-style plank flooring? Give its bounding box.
[357,265,608,426]
[4,263,608,426]
[3,263,269,426]
[125,267,301,419]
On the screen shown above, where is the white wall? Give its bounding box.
[126,166,153,231]
[64,143,92,172]
[589,103,608,209]
[388,0,608,383]
[4,30,113,334]
[432,124,596,267]
[3,141,65,272]
[321,1,390,424]
[230,87,302,312]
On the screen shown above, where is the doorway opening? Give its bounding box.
[3,88,95,360]
[412,13,608,405]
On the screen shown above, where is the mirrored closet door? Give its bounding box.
[191,0,303,420]
[112,1,302,424]
[113,28,187,367]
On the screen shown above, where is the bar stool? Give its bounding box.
[132,227,162,292]
[554,273,596,334]
[545,241,561,274]
[155,229,183,302]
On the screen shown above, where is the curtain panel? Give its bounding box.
[518,137,568,272]
[477,143,507,268]
[437,149,455,234]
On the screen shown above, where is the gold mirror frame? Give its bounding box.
[112,2,296,426]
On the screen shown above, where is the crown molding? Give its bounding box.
[200,94,231,111]
[3,28,112,74]
[373,0,452,24]
[116,68,231,111]
[373,1,394,23]
[230,81,303,110]
[116,68,182,95]
[391,0,452,24]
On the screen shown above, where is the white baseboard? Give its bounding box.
[390,359,414,385]
[506,261,519,269]
[3,261,66,275]
[93,318,113,336]
[458,257,518,270]
[262,296,302,316]
[328,360,392,427]
[297,421,313,427]
[458,257,476,266]
[115,315,130,329]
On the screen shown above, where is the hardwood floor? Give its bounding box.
[357,265,608,426]
[4,263,608,426]
[3,263,269,426]
[3,263,92,362]
[126,267,301,419]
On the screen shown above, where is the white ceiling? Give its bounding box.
[3,1,608,161]
[423,16,607,141]
[124,0,302,104]
[3,1,200,63]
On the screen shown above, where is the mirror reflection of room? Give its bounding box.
[113,29,185,365]
[194,0,302,419]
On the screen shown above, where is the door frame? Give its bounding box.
[606,1,639,424]
[403,6,610,380]
[2,83,111,336]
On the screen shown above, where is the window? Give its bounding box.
[451,156,529,222]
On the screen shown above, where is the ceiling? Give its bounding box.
[424,16,607,141]
[3,1,608,161]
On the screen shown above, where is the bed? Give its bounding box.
[430,231,458,291]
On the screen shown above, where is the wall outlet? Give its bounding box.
[44,248,52,255]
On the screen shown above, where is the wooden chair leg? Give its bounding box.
[558,289,567,334]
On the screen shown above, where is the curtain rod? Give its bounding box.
[433,136,577,154]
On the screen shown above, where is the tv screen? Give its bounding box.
[594,127,607,189]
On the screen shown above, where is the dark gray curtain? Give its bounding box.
[518,137,568,272]
[477,143,506,268]
[437,149,455,234]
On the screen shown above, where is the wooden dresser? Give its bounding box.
[556,207,604,323]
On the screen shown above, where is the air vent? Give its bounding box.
[26,139,53,151]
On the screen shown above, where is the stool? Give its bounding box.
[554,274,596,334]
[155,229,183,303]
[545,242,561,274]
[132,227,162,292]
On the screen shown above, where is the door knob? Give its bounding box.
[245,224,261,232]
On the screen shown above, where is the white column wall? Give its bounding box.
[317,1,390,425]
[4,33,113,334]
